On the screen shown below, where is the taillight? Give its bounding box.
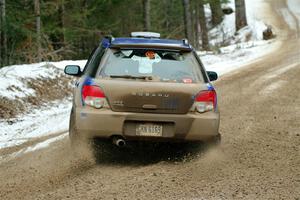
[194,90,217,113]
[82,85,106,109]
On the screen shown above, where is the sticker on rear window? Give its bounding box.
[182,78,193,83]
[132,54,161,74]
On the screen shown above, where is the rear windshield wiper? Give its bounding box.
[110,75,153,80]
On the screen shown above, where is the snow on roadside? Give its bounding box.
[199,0,280,75]
[0,60,86,99]
[199,40,277,76]
[209,0,269,46]
[287,0,300,27]
[0,133,68,164]
[0,99,72,149]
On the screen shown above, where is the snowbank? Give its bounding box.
[0,60,86,99]
[209,0,269,46]
[0,99,72,149]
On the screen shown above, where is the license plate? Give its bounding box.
[136,124,163,137]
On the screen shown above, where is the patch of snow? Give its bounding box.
[209,0,268,46]
[23,133,68,153]
[0,133,68,164]
[246,0,270,40]
[48,60,87,70]
[280,8,298,30]
[287,0,300,26]
[0,60,86,99]
[199,40,277,76]
[0,99,71,149]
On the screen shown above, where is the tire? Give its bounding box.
[69,108,91,157]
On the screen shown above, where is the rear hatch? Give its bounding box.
[97,79,207,114]
[96,48,207,114]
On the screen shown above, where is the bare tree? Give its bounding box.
[235,0,247,31]
[199,0,209,50]
[143,0,151,31]
[210,0,223,26]
[0,0,7,66]
[34,0,41,62]
[182,0,193,43]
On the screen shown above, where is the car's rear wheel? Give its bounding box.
[69,109,93,158]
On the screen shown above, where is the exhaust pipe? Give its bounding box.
[112,137,126,147]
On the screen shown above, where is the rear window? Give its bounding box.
[98,48,204,83]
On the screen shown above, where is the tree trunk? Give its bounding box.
[143,0,151,31]
[58,0,65,48]
[163,0,170,32]
[0,0,7,66]
[194,0,200,50]
[199,0,209,50]
[235,0,247,31]
[182,0,193,43]
[210,0,223,26]
[34,0,42,62]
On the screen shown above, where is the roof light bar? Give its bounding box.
[131,32,161,38]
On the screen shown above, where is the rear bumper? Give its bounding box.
[74,107,220,142]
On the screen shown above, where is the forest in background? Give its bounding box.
[0,0,247,67]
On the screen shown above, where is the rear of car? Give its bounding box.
[65,32,220,147]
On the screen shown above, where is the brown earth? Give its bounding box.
[0,64,73,119]
[0,0,299,199]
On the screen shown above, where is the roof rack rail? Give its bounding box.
[104,35,114,43]
[130,32,161,38]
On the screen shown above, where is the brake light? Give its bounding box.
[194,90,217,113]
[82,85,106,109]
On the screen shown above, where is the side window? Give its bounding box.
[82,47,97,73]
[83,46,106,77]
[193,51,209,83]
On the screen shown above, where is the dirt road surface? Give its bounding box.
[0,0,299,199]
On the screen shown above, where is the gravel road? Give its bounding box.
[0,0,299,199]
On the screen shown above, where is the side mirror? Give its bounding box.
[207,71,218,82]
[64,65,82,76]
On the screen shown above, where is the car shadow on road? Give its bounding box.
[93,141,215,166]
